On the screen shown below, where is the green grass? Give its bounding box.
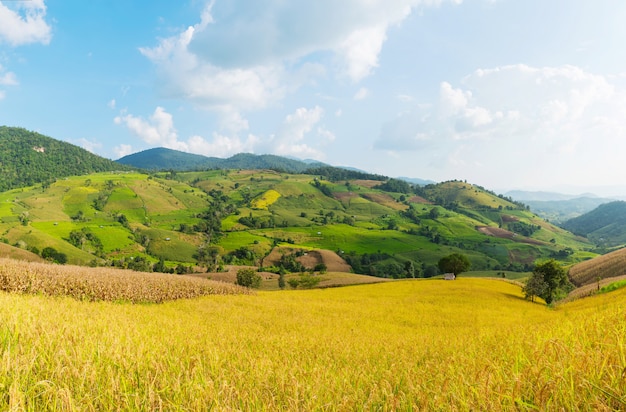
[599,279,626,294]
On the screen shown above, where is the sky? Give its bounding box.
[2,0,626,196]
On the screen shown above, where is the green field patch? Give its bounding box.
[218,231,273,254]
[128,181,188,215]
[141,229,199,262]
[105,186,144,212]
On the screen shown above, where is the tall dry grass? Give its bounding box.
[1,278,625,410]
[569,247,626,286]
[0,258,250,303]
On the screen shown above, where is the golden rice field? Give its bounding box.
[0,258,249,303]
[251,189,281,209]
[1,273,626,410]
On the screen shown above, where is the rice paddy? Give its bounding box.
[1,266,625,410]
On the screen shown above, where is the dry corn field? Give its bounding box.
[0,258,250,303]
[1,273,626,410]
[569,247,626,286]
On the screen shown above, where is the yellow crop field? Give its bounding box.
[251,189,281,209]
[1,276,626,410]
[0,258,249,303]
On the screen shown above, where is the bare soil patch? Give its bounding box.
[353,180,382,188]
[361,193,407,211]
[408,195,432,204]
[262,247,352,272]
[476,226,544,246]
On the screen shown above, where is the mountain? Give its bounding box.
[398,176,437,186]
[524,197,614,224]
[117,147,325,173]
[115,147,218,170]
[506,190,597,202]
[0,126,132,192]
[507,190,615,223]
[561,201,626,247]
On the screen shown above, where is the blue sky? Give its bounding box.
[2,0,626,195]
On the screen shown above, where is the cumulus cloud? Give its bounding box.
[265,106,329,158]
[375,64,626,188]
[0,0,51,46]
[114,106,259,158]
[114,107,185,150]
[114,144,134,159]
[141,0,460,112]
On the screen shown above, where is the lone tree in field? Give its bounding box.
[236,268,262,289]
[525,259,571,304]
[438,253,471,278]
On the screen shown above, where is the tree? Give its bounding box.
[522,272,547,302]
[236,268,262,289]
[528,260,571,304]
[438,253,471,277]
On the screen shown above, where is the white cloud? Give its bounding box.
[75,138,103,154]
[375,64,626,188]
[141,0,461,112]
[114,106,184,149]
[0,64,18,98]
[265,106,329,158]
[354,87,370,100]
[114,144,134,159]
[0,69,18,86]
[0,0,51,46]
[108,99,116,110]
[114,106,259,158]
[187,133,259,158]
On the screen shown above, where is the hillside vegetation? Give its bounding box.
[524,197,613,223]
[562,201,626,248]
[0,169,594,278]
[0,127,132,191]
[2,278,625,410]
[117,147,326,172]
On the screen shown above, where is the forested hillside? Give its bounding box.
[117,147,327,172]
[561,201,626,248]
[0,127,132,191]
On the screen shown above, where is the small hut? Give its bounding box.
[443,273,456,281]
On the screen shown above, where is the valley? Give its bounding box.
[1,128,626,410]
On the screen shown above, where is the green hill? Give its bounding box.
[116,147,327,172]
[116,147,218,170]
[0,170,594,277]
[561,201,626,247]
[0,126,132,191]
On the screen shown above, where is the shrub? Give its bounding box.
[236,268,262,289]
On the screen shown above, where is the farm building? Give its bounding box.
[443,273,456,280]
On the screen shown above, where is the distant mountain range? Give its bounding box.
[506,190,615,224]
[561,201,626,247]
[117,147,328,173]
